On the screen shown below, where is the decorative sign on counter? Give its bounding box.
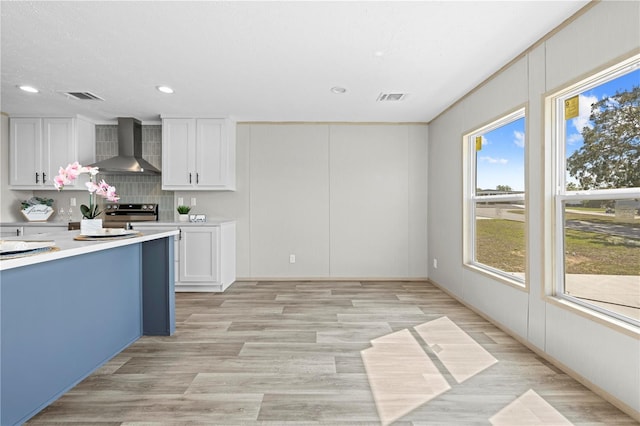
[189,214,207,223]
[21,196,55,221]
[21,204,54,222]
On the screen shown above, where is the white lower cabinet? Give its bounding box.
[179,226,219,283]
[22,225,67,235]
[1,224,67,237]
[132,222,236,292]
[0,226,23,237]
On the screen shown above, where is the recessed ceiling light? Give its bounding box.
[331,86,347,94]
[156,85,174,94]
[374,51,385,57]
[18,85,39,93]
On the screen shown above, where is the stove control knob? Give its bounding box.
[142,205,148,210]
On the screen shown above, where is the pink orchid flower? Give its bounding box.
[53,166,72,190]
[85,181,99,193]
[64,162,82,180]
[54,162,119,219]
[96,179,111,194]
[105,187,119,202]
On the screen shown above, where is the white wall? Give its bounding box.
[176,122,429,280]
[427,0,639,415]
[329,125,409,278]
[250,124,330,278]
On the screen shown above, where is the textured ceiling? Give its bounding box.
[1,1,589,123]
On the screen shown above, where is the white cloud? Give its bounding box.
[479,156,508,164]
[570,94,598,133]
[513,130,525,148]
[567,132,583,145]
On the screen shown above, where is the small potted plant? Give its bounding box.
[177,205,191,222]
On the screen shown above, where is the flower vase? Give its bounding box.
[81,218,103,235]
[178,214,189,222]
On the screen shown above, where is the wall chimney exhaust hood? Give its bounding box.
[88,117,161,175]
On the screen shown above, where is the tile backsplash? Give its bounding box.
[34,125,174,222]
[96,125,174,221]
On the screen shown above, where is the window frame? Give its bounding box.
[548,54,640,328]
[463,107,527,288]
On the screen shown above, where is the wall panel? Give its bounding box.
[546,1,640,91]
[408,125,429,278]
[249,124,330,278]
[329,124,409,278]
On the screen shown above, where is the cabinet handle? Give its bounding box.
[189,173,192,184]
[16,229,20,236]
[35,172,39,183]
[42,172,47,183]
[196,173,199,184]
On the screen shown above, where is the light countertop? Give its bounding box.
[0,229,179,271]
[1,219,236,227]
[133,219,236,227]
[0,221,70,227]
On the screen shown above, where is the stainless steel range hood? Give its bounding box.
[88,117,161,175]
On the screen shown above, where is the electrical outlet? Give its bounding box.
[70,198,76,207]
[191,197,197,206]
[289,254,296,264]
[433,258,438,269]
[177,197,184,206]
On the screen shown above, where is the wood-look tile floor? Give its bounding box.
[27,281,637,425]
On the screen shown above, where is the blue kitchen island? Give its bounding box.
[0,229,178,426]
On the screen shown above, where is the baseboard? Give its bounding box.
[235,277,429,282]
[428,278,640,423]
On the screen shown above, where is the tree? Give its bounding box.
[496,184,512,192]
[565,182,580,191]
[567,85,640,189]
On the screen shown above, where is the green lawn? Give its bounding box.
[564,229,640,275]
[565,211,639,225]
[475,219,525,272]
[475,218,639,275]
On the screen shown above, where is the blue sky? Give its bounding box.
[476,117,525,191]
[475,68,639,192]
[565,69,639,186]
[566,69,639,157]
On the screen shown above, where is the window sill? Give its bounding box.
[463,263,527,291]
[545,295,640,338]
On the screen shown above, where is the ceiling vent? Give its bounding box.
[377,93,407,102]
[60,91,104,101]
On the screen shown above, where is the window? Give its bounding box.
[464,109,526,284]
[549,55,639,327]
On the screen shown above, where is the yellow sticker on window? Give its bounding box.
[564,95,579,120]
[475,136,483,151]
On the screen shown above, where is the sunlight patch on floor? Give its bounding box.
[361,328,451,426]
[490,389,574,425]
[414,316,498,383]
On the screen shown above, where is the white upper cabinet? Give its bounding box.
[162,118,236,191]
[9,116,95,190]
